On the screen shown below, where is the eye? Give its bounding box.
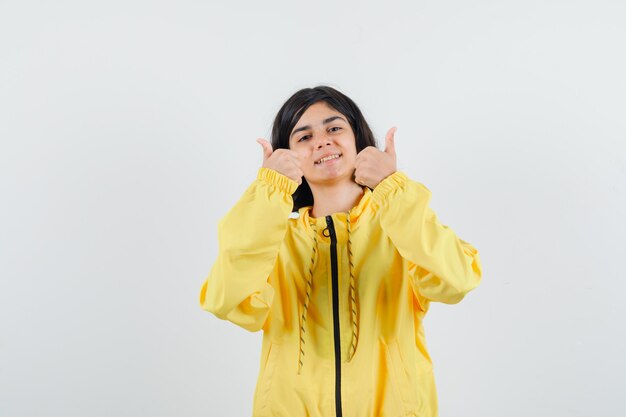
[329,126,342,133]
[298,134,311,142]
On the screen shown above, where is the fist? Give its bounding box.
[256,138,304,185]
[354,127,397,189]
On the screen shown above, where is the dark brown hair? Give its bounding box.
[270,86,377,211]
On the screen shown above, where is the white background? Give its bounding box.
[1,0,625,416]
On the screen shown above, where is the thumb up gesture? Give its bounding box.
[256,139,304,185]
[354,127,397,189]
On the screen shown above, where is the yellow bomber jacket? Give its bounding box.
[200,167,482,417]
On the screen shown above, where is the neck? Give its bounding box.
[309,179,364,218]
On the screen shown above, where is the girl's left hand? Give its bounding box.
[354,127,397,189]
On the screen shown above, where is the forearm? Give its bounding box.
[200,168,298,330]
[372,171,483,303]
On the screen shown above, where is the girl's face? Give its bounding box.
[288,101,357,187]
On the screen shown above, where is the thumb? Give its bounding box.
[256,138,273,160]
[384,127,397,156]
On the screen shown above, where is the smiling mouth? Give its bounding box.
[315,153,342,165]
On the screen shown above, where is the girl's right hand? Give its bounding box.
[256,139,303,185]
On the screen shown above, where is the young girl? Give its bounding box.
[200,86,482,417]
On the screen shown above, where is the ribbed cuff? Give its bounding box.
[371,171,408,207]
[257,167,299,195]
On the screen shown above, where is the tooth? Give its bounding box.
[316,154,340,164]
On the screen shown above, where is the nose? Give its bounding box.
[314,133,332,149]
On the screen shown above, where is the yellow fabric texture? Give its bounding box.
[200,167,482,417]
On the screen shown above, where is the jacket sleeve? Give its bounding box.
[371,171,483,304]
[199,167,298,331]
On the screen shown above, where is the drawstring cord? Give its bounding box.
[346,210,359,362]
[298,211,359,373]
[298,220,318,374]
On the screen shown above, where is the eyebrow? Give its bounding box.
[290,116,347,138]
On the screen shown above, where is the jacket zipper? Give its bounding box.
[326,215,343,417]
